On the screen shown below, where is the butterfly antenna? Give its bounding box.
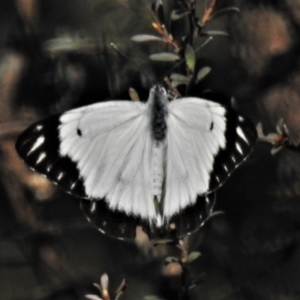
[110,43,153,84]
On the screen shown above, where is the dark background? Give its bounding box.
[1,0,300,299]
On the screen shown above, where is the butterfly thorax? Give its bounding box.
[149,85,168,141]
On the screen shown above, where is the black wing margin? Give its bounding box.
[15,116,87,199]
[81,193,215,240]
[208,109,257,192]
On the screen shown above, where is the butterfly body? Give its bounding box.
[16,85,257,236]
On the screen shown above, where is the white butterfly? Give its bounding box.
[16,85,256,231]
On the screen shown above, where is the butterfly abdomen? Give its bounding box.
[151,142,166,199]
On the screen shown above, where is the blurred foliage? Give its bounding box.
[1,0,300,300]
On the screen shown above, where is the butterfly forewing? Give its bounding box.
[163,97,256,218]
[16,115,87,198]
[16,101,154,212]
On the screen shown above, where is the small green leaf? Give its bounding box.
[187,251,201,263]
[196,67,211,83]
[153,239,175,246]
[144,296,164,300]
[170,81,183,88]
[202,30,229,37]
[170,9,188,20]
[131,35,164,42]
[85,295,102,300]
[149,52,180,62]
[170,73,189,81]
[164,256,179,265]
[170,73,189,83]
[185,44,195,72]
[271,145,284,155]
[129,88,140,101]
[170,73,189,87]
[188,277,205,290]
[172,80,179,88]
[43,36,92,53]
[212,7,240,19]
[209,211,225,218]
[188,283,197,290]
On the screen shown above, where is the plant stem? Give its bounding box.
[178,236,190,300]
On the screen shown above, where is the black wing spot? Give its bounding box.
[77,128,82,136]
[210,122,214,131]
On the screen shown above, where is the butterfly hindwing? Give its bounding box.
[81,193,215,240]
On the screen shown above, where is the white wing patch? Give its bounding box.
[236,126,248,143]
[164,97,226,218]
[58,101,158,220]
[27,135,45,155]
[36,152,47,164]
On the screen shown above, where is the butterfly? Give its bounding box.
[16,85,257,239]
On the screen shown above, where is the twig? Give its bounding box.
[178,236,190,300]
